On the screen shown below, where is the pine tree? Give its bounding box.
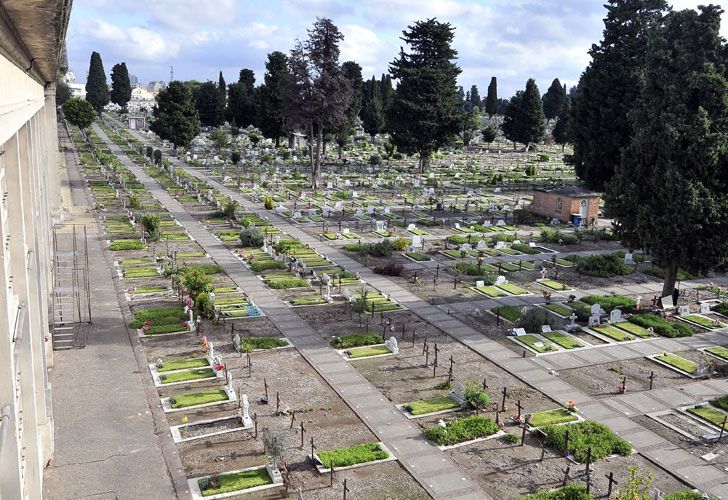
[150,81,200,150]
[256,51,290,147]
[485,77,498,117]
[85,51,110,115]
[361,76,384,139]
[226,69,257,127]
[542,78,565,122]
[336,61,363,157]
[607,6,728,296]
[552,97,572,151]
[469,84,481,110]
[388,19,462,173]
[570,0,668,190]
[502,79,546,150]
[196,81,225,127]
[110,62,132,110]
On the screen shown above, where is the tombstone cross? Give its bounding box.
[516,400,523,421]
[585,447,592,494]
[310,437,316,465]
[501,387,508,411]
[300,421,306,448]
[649,371,655,391]
[447,355,455,384]
[561,465,571,487]
[343,479,350,500]
[263,378,269,404]
[563,429,570,457]
[605,472,618,499]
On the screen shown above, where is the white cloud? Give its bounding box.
[340,24,386,76]
[81,20,180,61]
[248,39,270,50]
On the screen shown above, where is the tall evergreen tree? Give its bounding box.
[485,76,498,117]
[469,84,481,109]
[150,81,200,150]
[282,18,352,187]
[226,69,257,127]
[110,62,132,110]
[256,51,290,147]
[501,79,546,150]
[542,78,565,122]
[336,61,364,157]
[361,76,385,139]
[552,96,572,151]
[218,71,226,109]
[388,19,462,173]
[570,0,668,190]
[607,6,728,296]
[196,81,225,127]
[85,51,110,115]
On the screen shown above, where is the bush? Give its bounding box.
[502,433,520,444]
[454,262,495,280]
[181,268,213,299]
[463,383,491,409]
[139,214,161,241]
[194,292,215,319]
[392,237,411,251]
[128,195,141,209]
[541,421,631,462]
[580,294,635,312]
[572,254,633,278]
[517,307,557,333]
[239,228,264,248]
[629,313,693,338]
[249,260,286,272]
[663,491,707,500]
[263,196,274,210]
[511,243,539,254]
[713,302,728,315]
[369,154,382,166]
[373,261,404,276]
[525,165,536,176]
[537,153,550,162]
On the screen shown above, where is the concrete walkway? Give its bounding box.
[43,128,178,498]
[158,145,728,499]
[95,125,488,500]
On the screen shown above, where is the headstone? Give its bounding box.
[240,394,253,427]
[207,341,215,364]
[376,220,385,232]
[322,206,332,217]
[226,370,233,393]
[624,253,634,264]
[413,179,421,187]
[455,223,461,229]
[367,206,375,214]
[326,182,333,189]
[383,207,391,214]
[569,312,578,326]
[497,220,506,226]
[334,201,343,210]
[533,341,545,349]
[292,211,302,219]
[541,325,552,333]
[411,234,422,247]
[344,179,351,186]
[513,327,527,336]
[476,280,485,288]
[495,275,507,286]
[700,302,711,314]
[678,305,690,316]
[591,303,602,315]
[343,228,350,235]
[460,243,472,252]
[476,240,487,250]
[407,223,416,231]
[483,220,492,227]
[610,309,623,323]
[661,295,675,310]
[540,267,548,280]
[352,191,359,198]
[233,334,241,352]
[449,382,466,405]
[188,309,195,332]
[385,336,399,355]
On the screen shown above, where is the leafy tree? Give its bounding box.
[552,97,572,151]
[153,149,162,165]
[62,98,96,130]
[388,19,462,173]
[222,199,238,220]
[110,62,132,110]
[461,108,480,146]
[231,151,241,165]
[481,124,497,146]
[607,5,728,297]
[56,79,72,106]
[217,71,226,109]
[208,129,230,150]
[542,78,565,122]
[282,17,352,188]
[501,79,545,150]
[226,69,257,127]
[469,84,481,110]
[336,61,363,157]
[150,81,200,150]
[570,0,667,190]
[361,76,385,139]
[139,214,160,241]
[485,76,498,117]
[256,52,290,146]
[196,81,225,127]
[181,268,213,299]
[85,51,109,115]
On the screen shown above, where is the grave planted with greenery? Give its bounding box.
[541,421,631,462]
[198,467,272,497]
[425,415,500,446]
[316,442,389,468]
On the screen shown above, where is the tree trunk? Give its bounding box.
[307,123,314,182]
[311,126,322,189]
[275,136,280,148]
[419,152,431,175]
[661,261,679,298]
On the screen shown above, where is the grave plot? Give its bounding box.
[647,351,718,378]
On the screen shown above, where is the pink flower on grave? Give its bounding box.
[565,400,579,413]
[183,321,189,328]
[215,362,225,371]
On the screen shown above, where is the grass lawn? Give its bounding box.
[654,353,697,374]
[425,415,500,446]
[706,346,728,361]
[158,358,209,372]
[473,285,507,297]
[541,421,631,462]
[614,322,652,338]
[346,345,391,358]
[291,296,328,306]
[686,405,728,429]
[330,332,382,349]
[528,408,579,428]
[132,286,167,294]
[317,442,389,468]
[593,325,635,342]
[542,303,572,317]
[542,331,584,349]
[199,467,272,497]
[553,258,574,267]
[169,389,228,409]
[515,334,557,353]
[497,283,529,295]
[538,279,571,291]
[405,251,431,261]
[241,337,288,351]
[491,305,521,322]
[160,368,215,384]
[683,314,725,329]
[403,396,461,415]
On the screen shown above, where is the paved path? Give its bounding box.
[44,127,179,499]
[154,142,728,499]
[96,125,488,500]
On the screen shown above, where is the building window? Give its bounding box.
[555,197,562,213]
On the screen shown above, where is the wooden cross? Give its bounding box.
[330,463,335,487]
[290,410,296,430]
[310,437,316,465]
[585,447,592,494]
[343,479,350,500]
[247,353,251,377]
[263,378,269,403]
[649,371,655,390]
[253,412,258,439]
[276,392,280,414]
[501,387,508,411]
[422,335,428,355]
[539,439,547,461]
[482,377,488,389]
[424,344,430,367]
[561,465,571,487]
[516,400,523,421]
[447,355,455,384]
[300,421,305,448]
[605,471,618,499]
[411,327,416,347]
[520,417,529,446]
[433,343,439,367]
[720,415,727,440]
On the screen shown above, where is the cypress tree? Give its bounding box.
[336,61,363,157]
[150,81,200,150]
[110,62,132,110]
[196,81,225,127]
[542,78,565,122]
[502,79,546,150]
[552,97,572,151]
[570,0,668,190]
[485,77,498,117]
[218,71,226,109]
[257,51,290,147]
[361,76,384,139]
[469,84,481,109]
[85,51,110,115]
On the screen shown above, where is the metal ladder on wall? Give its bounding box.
[51,224,92,350]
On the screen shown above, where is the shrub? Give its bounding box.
[263,196,274,210]
[128,195,141,209]
[153,149,162,165]
[525,165,536,176]
[511,243,539,254]
[373,261,404,276]
[194,292,215,319]
[392,237,411,251]
[580,294,635,312]
[573,254,633,278]
[663,491,707,500]
[463,383,491,410]
[520,484,591,500]
[369,154,382,166]
[181,268,213,299]
[629,313,692,338]
[139,214,161,241]
[713,302,728,315]
[538,153,550,162]
[242,337,288,351]
[517,307,557,333]
[454,262,495,280]
[541,421,632,462]
[502,433,519,444]
[364,239,393,257]
[239,228,264,248]
[249,260,286,272]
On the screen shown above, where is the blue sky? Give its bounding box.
[66,0,723,98]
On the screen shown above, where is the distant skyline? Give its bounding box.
[66,0,725,98]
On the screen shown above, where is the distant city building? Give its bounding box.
[68,82,85,98]
[146,81,166,94]
[129,73,138,86]
[127,86,155,113]
[530,186,600,226]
